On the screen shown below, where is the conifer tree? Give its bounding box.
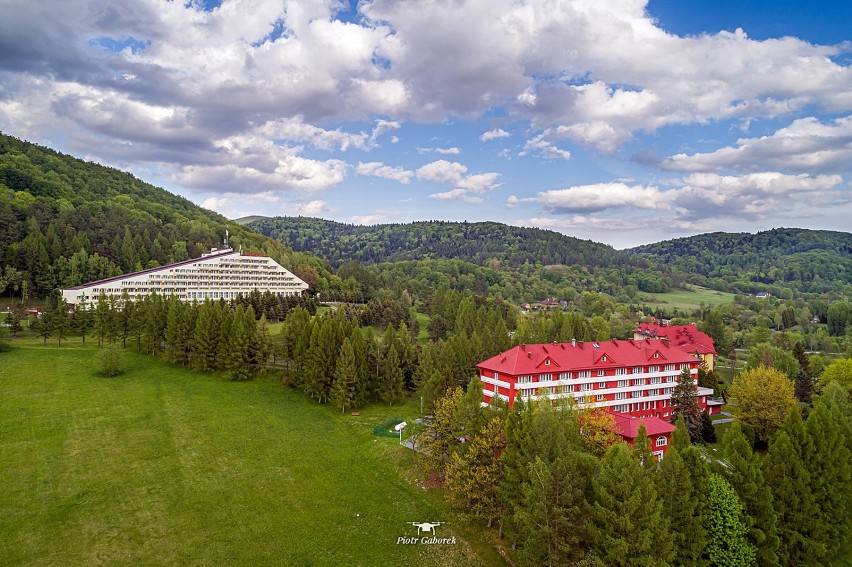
[380,345,404,405]
[118,290,133,348]
[671,368,702,443]
[165,296,187,365]
[192,300,216,371]
[347,328,369,406]
[254,314,273,373]
[499,397,532,545]
[704,473,756,566]
[720,422,780,566]
[330,338,358,414]
[657,445,707,565]
[74,296,92,345]
[515,450,596,567]
[214,302,232,371]
[590,443,675,566]
[804,402,852,561]
[94,291,110,347]
[225,305,251,381]
[631,423,655,470]
[419,386,464,480]
[53,299,71,346]
[456,375,486,439]
[764,415,821,566]
[446,414,506,525]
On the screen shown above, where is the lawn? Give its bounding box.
[0,340,504,566]
[636,285,736,312]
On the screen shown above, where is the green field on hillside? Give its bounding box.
[636,285,736,311]
[0,341,503,566]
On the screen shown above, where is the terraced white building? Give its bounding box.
[61,247,308,305]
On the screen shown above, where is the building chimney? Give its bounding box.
[571,339,576,347]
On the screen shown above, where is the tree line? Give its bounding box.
[417,382,851,566]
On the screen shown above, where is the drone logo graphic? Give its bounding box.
[409,521,443,535]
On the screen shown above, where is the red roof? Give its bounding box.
[610,411,676,438]
[476,338,699,376]
[635,323,717,356]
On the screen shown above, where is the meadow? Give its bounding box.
[636,285,737,311]
[0,339,504,566]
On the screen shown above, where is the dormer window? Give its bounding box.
[654,353,659,359]
[545,360,551,366]
[601,355,607,362]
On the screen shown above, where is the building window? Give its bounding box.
[578,371,591,378]
[656,437,667,447]
[680,363,690,370]
[518,376,532,384]
[615,392,627,400]
[598,381,607,389]
[545,359,551,366]
[616,368,626,375]
[540,374,552,382]
[559,372,571,380]
[665,364,675,371]
[617,380,627,388]
[596,394,605,402]
[597,370,606,377]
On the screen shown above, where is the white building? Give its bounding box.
[61,247,308,305]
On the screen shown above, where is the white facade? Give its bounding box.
[61,248,308,305]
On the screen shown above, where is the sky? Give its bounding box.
[0,0,850,249]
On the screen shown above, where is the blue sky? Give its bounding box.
[0,0,849,248]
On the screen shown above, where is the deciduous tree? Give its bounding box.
[728,366,795,445]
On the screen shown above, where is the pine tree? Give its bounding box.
[225,305,251,381]
[446,414,506,526]
[50,293,70,346]
[764,416,821,566]
[804,402,852,561]
[330,338,358,414]
[720,422,780,566]
[254,314,273,373]
[631,423,656,470]
[94,291,110,347]
[165,296,187,365]
[192,300,216,371]
[380,345,404,405]
[214,303,232,371]
[515,450,597,567]
[74,296,92,345]
[419,386,463,481]
[657,445,707,565]
[671,368,703,443]
[704,473,756,566]
[456,375,486,439]
[590,443,674,566]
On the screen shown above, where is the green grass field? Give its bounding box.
[636,285,736,311]
[0,340,504,566]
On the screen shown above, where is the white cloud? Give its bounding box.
[520,134,572,160]
[351,214,389,225]
[480,128,510,141]
[356,161,413,184]
[415,160,468,183]
[532,183,673,213]
[290,199,331,216]
[456,172,501,193]
[662,115,852,173]
[417,146,461,155]
[429,189,483,203]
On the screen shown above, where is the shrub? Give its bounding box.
[96,345,125,377]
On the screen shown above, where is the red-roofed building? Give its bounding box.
[476,338,714,420]
[634,322,718,371]
[610,412,677,461]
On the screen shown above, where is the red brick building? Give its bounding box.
[476,338,715,420]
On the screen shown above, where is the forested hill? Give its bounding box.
[628,228,852,294]
[0,133,329,298]
[243,216,644,270]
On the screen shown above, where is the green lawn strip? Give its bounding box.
[0,345,501,566]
